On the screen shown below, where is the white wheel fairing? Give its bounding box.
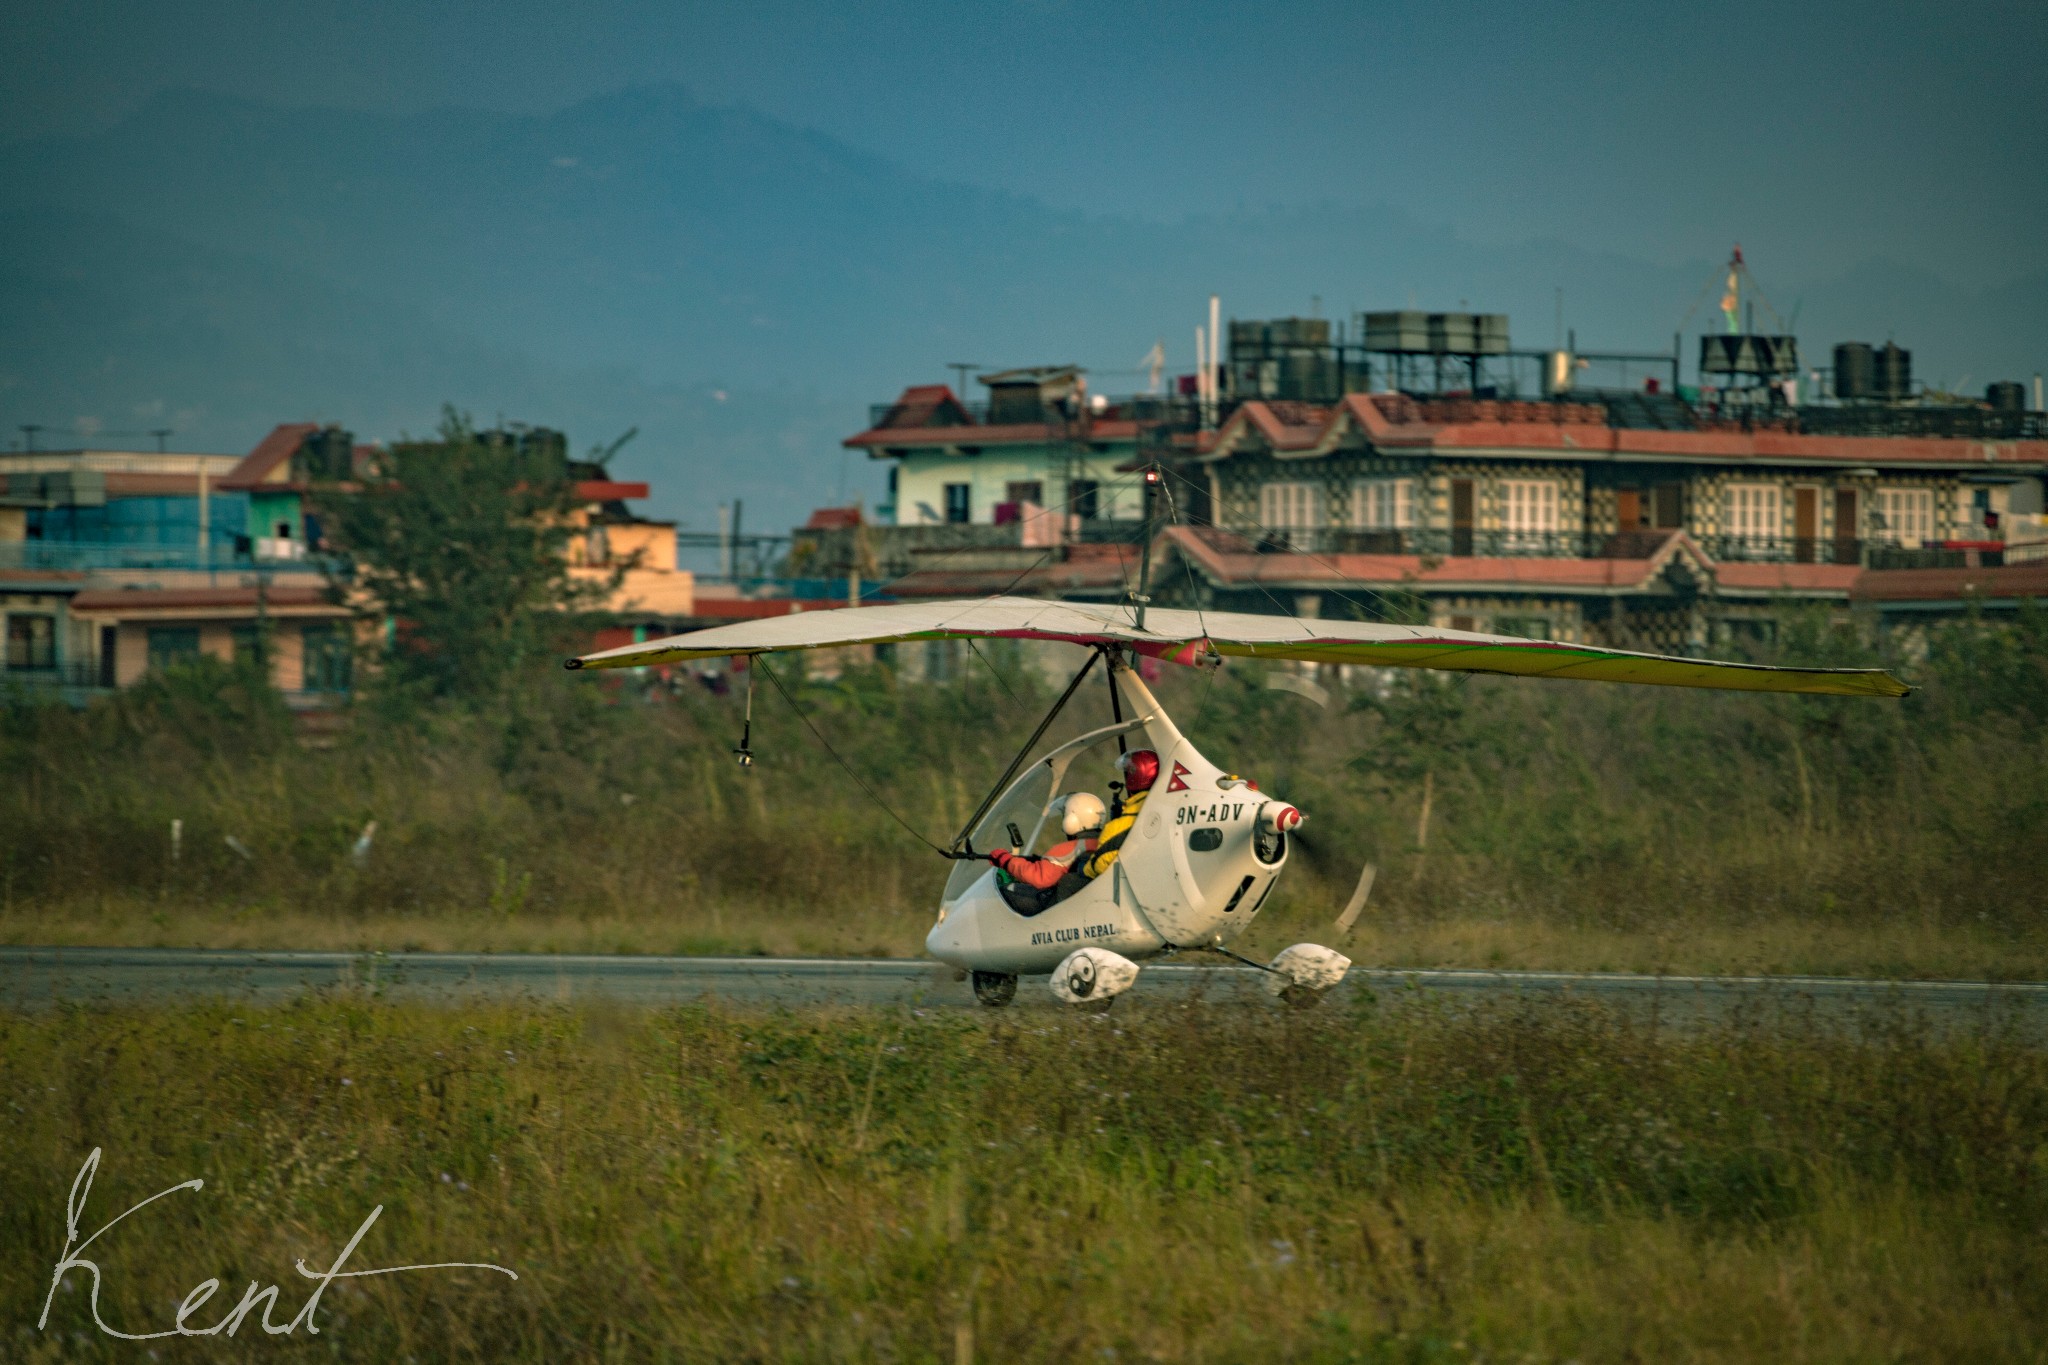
[1049,947,1139,1004]
[1264,943,1351,998]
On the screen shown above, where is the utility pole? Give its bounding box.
[20,424,41,452]
[946,362,980,397]
[151,428,172,453]
[1132,464,1160,631]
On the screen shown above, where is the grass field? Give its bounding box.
[2,606,2044,980]
[6,993,2045,1362]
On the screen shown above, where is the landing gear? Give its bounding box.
[1262,943,1353,1008]
[971,971,1017,1008]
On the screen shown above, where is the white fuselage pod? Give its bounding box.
[924,661,1292,976]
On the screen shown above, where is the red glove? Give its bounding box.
[990,840,1092,889]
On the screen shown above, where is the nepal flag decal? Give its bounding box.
[1166,761,1192,793]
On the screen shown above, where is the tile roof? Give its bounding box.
[1849,562,2048,603]
[1184,527,1875,600]
[887,543,1136,598]
[575,480,650,502]
[867,384,975,434]
[804,506,864,530]
[686,597,848,621]
[216,424,321,490]
[1714,562,1865,594]
[101,472,216,496]
[1189,394,2048,470]
[846,416,1142,452]
[1158,525,1712,596]
[68,585,346,615]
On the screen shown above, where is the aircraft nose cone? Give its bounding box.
[926,909,966,962]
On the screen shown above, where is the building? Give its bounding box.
[844,314,2048,650]
[1156,391,2046,649]
[1,442,346,701]
[848,367,1154,534]
[1,422,693,703]
[219,422,693,620]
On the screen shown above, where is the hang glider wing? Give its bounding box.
[566,596,1909,698]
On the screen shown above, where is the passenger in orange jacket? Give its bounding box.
[990,792,1105,914]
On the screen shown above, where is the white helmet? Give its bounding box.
[1059,792,1106,837]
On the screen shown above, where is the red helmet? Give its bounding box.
[1119,749,1161,793]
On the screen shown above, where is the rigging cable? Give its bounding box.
[950,647,1103,853]
[964,637,1028,710]
[751,655,951,855]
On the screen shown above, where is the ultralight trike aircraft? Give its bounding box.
[567,596,1907,1009]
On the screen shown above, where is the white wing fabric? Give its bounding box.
[565,597,1908,698]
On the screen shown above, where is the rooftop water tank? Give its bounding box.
[1873,343,1912,401]
[1987,381,2026,412]
[1834,342,1875,400]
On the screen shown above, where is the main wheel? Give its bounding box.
[971,971,1017,1008]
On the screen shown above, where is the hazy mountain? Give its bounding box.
[2,85,2041,534]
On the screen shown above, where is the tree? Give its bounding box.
[320,409,617,702]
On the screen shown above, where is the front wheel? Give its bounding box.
[971,971,1017,1008]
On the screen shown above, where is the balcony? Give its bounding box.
[0,660,107,691]
[1866,544,2007,570]
[0,540,339,575]
[1238,527,1873,565]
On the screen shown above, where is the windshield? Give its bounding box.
[943,763,1054,903]
[938,719,1149,908]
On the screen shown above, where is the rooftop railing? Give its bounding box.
[0,660,106,690]
[0,540,340,575]
[867,395,1206,431]
[865,386,2048,444]
[1227,527,1878,566]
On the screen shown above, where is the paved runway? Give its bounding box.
[5,947,2044,1030]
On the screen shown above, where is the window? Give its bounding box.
[1069,479,1099,521]
[147,627,201,672]
[943,483,971,524]
[1259,482,1323,530]
[1653,482,1685,529]
[1005,481,1044,507]
[301,624,352,693]
[230,624,267,669]
[1351,478,1414,530]
[1492,616,1553,641]
[1724,483,1781,541]
[1874,488,1934,547]
[5,613,55,670]
[1501,479,1559,547]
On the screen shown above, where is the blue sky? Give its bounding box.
[8,0,2044,289]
